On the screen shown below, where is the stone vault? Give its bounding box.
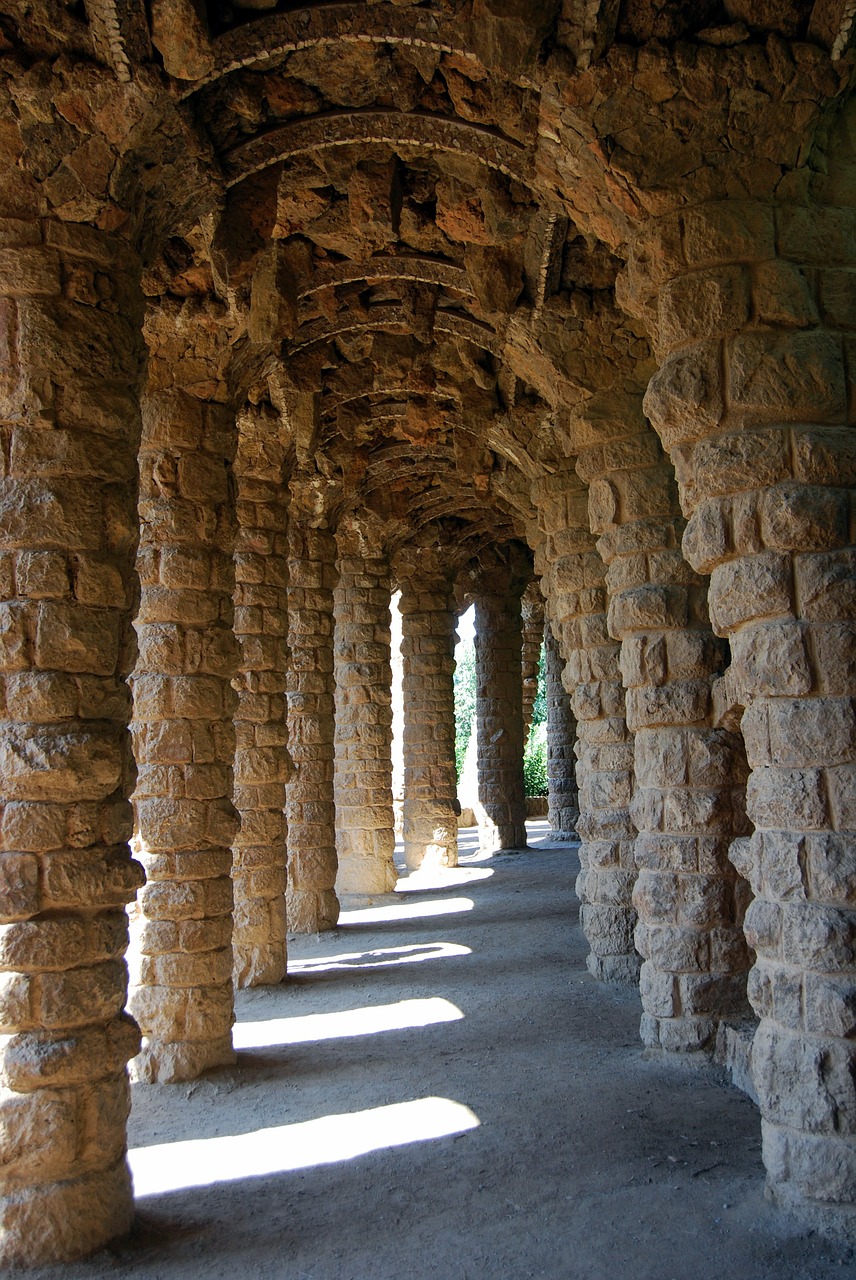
[1,0,856,1264]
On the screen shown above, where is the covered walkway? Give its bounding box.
[31,825,850,1280]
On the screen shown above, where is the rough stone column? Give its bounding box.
[334,518,397,895]
[397,558,459,871]
[129,373,239,1082]
[571,401,752,1054]
[286,514,339,931]
[545,617,579,839]
[231,405,291,987]
[521,582,545,739]
[626,200,856,1224]
[0,224,145,1264]
[532,462,638,983]
[473,554,528,854]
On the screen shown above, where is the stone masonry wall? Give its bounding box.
[334,519,397,895]
[474,570,527,853]
[286,515,339,932]
[570,399,751,1053]
[0,220,145,1265]
[625,198,856,1225]
[398,561,459,871]
[521,582,544,741]
[532,461,638,984]
[129,366,239,1083]
[544,617,579,839]
[232,404,291,986]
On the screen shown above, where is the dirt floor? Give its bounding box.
[28,823,856,1280]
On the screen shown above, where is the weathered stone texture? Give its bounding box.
[286,515,339,932]
[129,358,239,1082]
[521,582,545,740]
[0,222,145,1266]
[232,405,291,986]
[398,562,459,872]
[544,618,579,839]
[473,555,528,854]
[334,520,397,895]
[626,199,856,1222]
[572,402,752,1053]
[532,461,638,984]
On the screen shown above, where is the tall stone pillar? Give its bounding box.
[532,463,638,983]
[626,199,856,1223]
[231,405,291,987]
[397,558,459,871]
[0,223,145,1264]
[473,553,528,854]
[129,362,239,1082]
[334,518,397,895]
[521,582,545,739]
[286,513,339,931]
[545,618,579,839]
[571,400,751,1054]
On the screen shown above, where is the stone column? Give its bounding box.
[571,400,751,1054]
[129,379,239,1082]
[0,223,145,1264]
[334,519,397,896]
[232,405,291,986]
[545,617,579,839]
[286,515,339,931]
[627,199,856,1223]
[532,462,638,983]
[521,582,545,739]
[474,560,528,854]
[398,559,459,871]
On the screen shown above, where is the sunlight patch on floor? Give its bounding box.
[395,866,495,893]
[129,1097,481,1197]
[234,997,465,1049]
[339,897,475,925]
[288,941,472,973]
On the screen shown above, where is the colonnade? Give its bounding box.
[2,208,855,1268]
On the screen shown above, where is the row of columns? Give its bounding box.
[9,200,855,1263]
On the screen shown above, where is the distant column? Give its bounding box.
[286,516,339,932]
[232,405,291,986]
[545,619,579,839]
[398,560,458,872]
[475,585,527,854]
[334,519,397,895]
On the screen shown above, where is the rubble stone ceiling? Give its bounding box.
[5,0,853,560]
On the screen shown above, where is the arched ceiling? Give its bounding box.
[6,0,853,564]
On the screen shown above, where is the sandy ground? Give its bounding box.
[28,823,856,1280]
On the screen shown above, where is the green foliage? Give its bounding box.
[524,721,548,796]
[454,636,477,780]
[453,635,548,790]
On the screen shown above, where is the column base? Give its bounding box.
[130,1034,236,1084]
[586,952,641,985]
[336,859,399,896]
[639,1011,718,1053]
[233,944,287,988]
[0,1160,134,1267]
[286,888,340,934]
[478,817,528,856]
[762,1122,856,1244]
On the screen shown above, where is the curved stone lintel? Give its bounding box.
[224,111,532,190]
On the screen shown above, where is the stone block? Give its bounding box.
[643,340,724,448]
[709,552,792,634]
[747,765,828,831]
[728,330,845,421]
[683,202,775,269]
[658,266,749,348]
[753,260,818,328]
